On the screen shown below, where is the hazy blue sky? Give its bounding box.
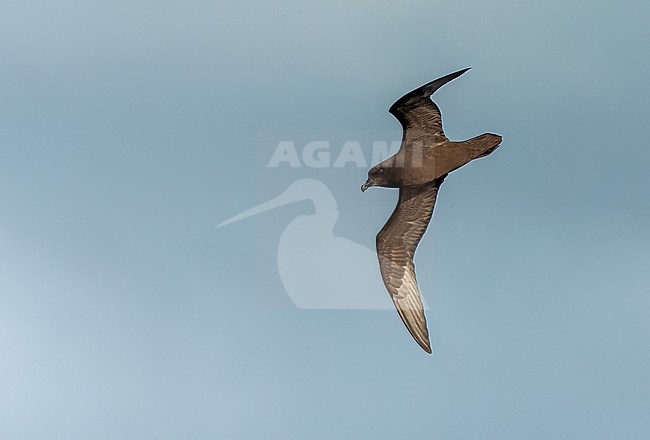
[1,0,649,438]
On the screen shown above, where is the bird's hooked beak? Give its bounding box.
[361,178,373,193]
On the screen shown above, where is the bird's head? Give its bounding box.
[361,160,397,192]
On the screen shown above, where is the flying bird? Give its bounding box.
[362,67,502,354]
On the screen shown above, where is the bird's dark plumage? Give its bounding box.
[363,68,502,353]
[389,67,470,136]
[376,174,447,353]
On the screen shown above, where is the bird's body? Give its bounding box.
[362,68,502,353]
[373,134,501,187]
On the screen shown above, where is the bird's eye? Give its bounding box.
[378,168,385,174]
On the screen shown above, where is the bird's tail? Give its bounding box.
[462,133,502,159]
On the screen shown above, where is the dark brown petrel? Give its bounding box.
[361,68,502,353]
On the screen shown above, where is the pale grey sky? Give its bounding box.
[1,0,649,438]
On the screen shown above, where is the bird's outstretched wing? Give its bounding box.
[389,68,470,141]
[376,175,447,354]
